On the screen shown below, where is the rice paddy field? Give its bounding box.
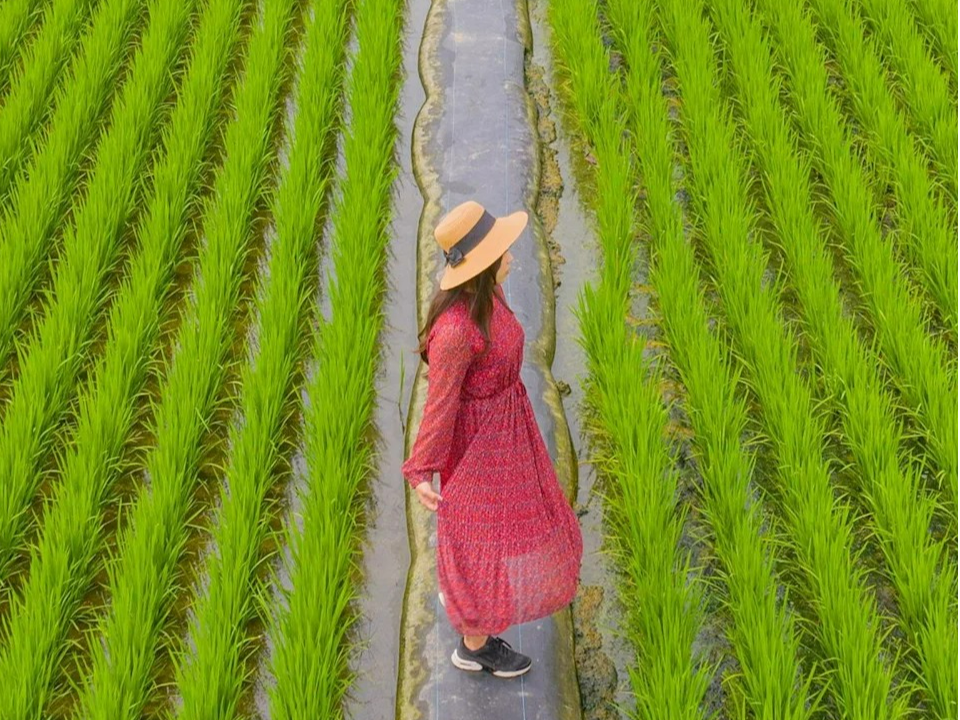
[546,0,958,717]
[0,0,956,717]
[0,0,403,716]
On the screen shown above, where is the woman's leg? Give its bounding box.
[463,634,488,650]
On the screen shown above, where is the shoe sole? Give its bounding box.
[450,648,532,678]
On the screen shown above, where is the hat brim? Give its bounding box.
[439,210,528,290]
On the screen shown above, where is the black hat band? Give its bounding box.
[443,209,496,267]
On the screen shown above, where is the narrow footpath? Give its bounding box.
[397,0,581,716]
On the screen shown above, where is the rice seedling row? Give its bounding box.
[169,0,351,716]
[0,0,96,202]
[261,0,404,714]
[855,0,958,212]
[650,0,905,715]
[0,2,202,716]
[610,0,819,714]
[546,0,712,714]
[805,0,958,332]
[62,0,297,716]
[907,0,958,91]
[549,0,816,714]
[0,0,193,593]
[708,0,956,713]
[0,0,48,97]
[60,1,251,716]
[0,0,143,385]
[751,0,959,529]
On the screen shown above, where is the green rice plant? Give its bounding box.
[0,0,143,380]
[708,0,957,713]
[262,0,404,716]
[651,0,905,716]
[907,0,958,90]
[0,0,49,96]
[807,0,957,331]
[67,1,296,718]
[169,1,351,717]
[856,0,958,209]
[578,284,714,720]
[549,10,712,716]
[606,0,817,715]
[0,0,97,202]
[62,3,249,719]
[0,0,192,589]
[752,0,958,546]
[0,0,201,717]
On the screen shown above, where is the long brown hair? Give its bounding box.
[416,256,514,364]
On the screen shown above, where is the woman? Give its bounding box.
[402,199,583,679]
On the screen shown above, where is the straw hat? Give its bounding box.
[435,200,528,290]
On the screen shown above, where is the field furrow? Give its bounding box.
[0,0,198,716]
[169,0,351,716]
[0,0,49,97]
[0,0,143,386]
[65,0,295,717]
[547,0,713,714]
[907,0,958,90]
[652,0,904,716]
[261,0,404,715]
[753,0,959,533]
[0,0,193,589]
[0,0,97,202]
[709,0,956,713]
[806,0,957,333]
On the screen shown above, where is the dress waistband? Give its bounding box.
[461,377,526,403]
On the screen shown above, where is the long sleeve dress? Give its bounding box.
[402,286,583,636]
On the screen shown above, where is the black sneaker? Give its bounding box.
[451,635,532,678]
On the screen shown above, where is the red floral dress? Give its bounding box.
[402,286,583,636]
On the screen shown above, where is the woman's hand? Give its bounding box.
[415,480,443,511]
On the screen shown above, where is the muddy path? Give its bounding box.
[343,0,634,717]
[397,0,582,712]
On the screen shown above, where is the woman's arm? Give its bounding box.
[402,316,476,490]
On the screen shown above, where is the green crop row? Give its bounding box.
[754,0,959,540]
[907,0,958,90]
[807,0,957,333]
[0,0,190,589]
[609,0,817,714]
[0,0,95,201]
[66,1,249,718]
[169,0,351,716]
[708,0,956,714]
[651,0,904,716]
[0,0,143,387]
[0,0,46,97]
[0,0,197,716]
[857,0,958,210]
[68,0,295,717]
[548,0,712,713]
[261,0,405,715]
